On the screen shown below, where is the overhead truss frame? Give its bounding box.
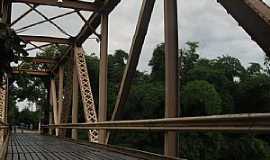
[2,0,270,159]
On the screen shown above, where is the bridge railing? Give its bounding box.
[40,112,270,159]
[0,122,9,160]
[42,113,270,133]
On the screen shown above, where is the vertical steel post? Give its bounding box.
[49,89,53,135]
[164,0,179,157]
[72,56,79,140]
[0,79,6,144]
[50,79,59,136]
[58,66,64,127]
[4,77,8,124]
[98,14,108,144]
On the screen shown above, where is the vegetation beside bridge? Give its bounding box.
[6,42,270,160]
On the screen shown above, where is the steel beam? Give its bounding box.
[49,91,53,136]
[106,0,156,144]
[164,0,179,157]
[51,46,72,73]
[46,113,270,133]
[50,79,59,136]
[218,0,270,56]
[20,57,57,64]
[57,66,64,135]
[10,6,37,27]
[72,58,79,140]
[111,0,155,120]
[111,0,156,121]
[98,14,108,144]
[74,46,98,142]
[20,35,72,44]
[12,69,50,76]
[16,10,76,33]
[26,4,71,37]
[75,0,120,45]
[13,0,99,11]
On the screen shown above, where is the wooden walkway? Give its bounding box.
[7,133,138,160]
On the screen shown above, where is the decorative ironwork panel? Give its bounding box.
[74,47,98,142]
[0,82,7,122]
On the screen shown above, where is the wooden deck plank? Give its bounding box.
[7,133,140,160]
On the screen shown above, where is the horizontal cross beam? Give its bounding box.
[20,35,72,44]
[75,0,120,45]
[12,0,99,11]
[12,68,50,76]
[20,57,57,64]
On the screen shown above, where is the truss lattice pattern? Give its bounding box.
[0,83,7,122]
[74,47,98,142]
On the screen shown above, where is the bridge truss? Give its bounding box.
[0,0,269,159]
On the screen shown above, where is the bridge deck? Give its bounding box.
[7,133,138,160]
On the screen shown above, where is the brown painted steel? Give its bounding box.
[0,131,9,160]
[10,6,37,27]
[45,113,270,133]
[60,52,73,137]
[106,0,156,144]
[72,57,79,140]
[50,79,59,136]
[98,14,108,144]
[74,46,98,142]
[218,0,270,56]
[57,66,64,136]
[16,10,76,33]
[164,0,179,157]
[13,0,99,11]
[110,0,156,121]
[20,35,72,44]
[50,46,72,73]
[20,57,57,64]
[75,0,120,45]
[11,69,50,76]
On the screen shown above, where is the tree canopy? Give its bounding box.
[6,41,270,160]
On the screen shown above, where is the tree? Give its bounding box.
[214,55,246,81]
[235,74,270,113]
[182,80,222,116]
[0,21,28,83]
[247,63,262,75]
[149,43,165,81]
[181,41,200,83]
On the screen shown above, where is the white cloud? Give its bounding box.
[11,0,269,71]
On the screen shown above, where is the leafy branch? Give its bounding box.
[0,21,28,84]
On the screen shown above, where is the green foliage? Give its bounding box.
[7,40,270,159]
[149,44,165,81]
[0,21,28,82]
[182,80,222,116]
[214,55,246,81]
[248,63,262,75]
[235,74,270,113]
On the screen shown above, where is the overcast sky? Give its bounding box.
[11,0,270,72]
[11,0,270,110]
